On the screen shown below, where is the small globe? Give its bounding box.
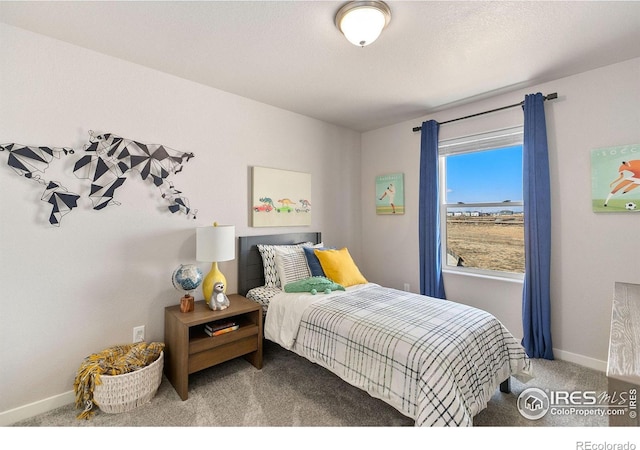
[172,264,203,295]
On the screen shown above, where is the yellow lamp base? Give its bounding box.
[203,261,227,305]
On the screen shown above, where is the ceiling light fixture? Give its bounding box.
[335,1,391,47]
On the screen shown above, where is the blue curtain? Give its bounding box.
[419,120,446,299]
[522,93,554,359]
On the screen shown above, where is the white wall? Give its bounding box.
[360,57,640,370]
[0,24,361,418]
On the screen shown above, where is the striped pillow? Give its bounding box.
[274,246,311,287]
[257,242,312,287]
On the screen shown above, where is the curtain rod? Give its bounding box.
[411,92,558,132]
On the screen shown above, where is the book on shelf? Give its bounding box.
[204,320,236,333]
[204,324,239,337]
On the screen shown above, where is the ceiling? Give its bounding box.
[2,1,640,132]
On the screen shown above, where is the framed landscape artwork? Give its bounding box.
[376,173,404,215]
[591,144,640,213]
[251,166,311,227]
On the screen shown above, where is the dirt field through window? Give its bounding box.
[446,215,525,273]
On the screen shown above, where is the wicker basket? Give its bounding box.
[93,351,164,414]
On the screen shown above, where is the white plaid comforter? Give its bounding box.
[264,283,532,426]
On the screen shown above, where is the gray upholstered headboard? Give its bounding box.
[237,232,322,296]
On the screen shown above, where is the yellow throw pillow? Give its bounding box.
[314,247,367,287]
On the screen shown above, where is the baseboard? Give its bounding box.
[553,348,607,372]
[0,390,74,426]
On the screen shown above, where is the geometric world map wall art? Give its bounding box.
[1,131,197,227]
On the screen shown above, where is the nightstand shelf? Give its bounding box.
[164,294,263,400]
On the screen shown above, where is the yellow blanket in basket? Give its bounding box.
[74,342,164,419]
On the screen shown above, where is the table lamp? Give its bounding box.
[196,223,235,305]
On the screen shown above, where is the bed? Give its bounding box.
[238,232,532,426]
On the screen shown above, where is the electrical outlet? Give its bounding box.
[133,325,145,343]
[403,283,410,292]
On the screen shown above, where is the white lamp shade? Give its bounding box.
[196,225,235,262]
[336,2,391,47]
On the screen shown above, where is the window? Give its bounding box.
[439,126,524,278]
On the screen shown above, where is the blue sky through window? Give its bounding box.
[445,145,523,204]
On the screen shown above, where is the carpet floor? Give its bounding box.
[13,340,610,428]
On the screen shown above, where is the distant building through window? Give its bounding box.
[439,126,525,278]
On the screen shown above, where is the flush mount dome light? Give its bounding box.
[335,1,391,47]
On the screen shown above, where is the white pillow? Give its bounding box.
[274,246,311,287]
[257,242,313,287]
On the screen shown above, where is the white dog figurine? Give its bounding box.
[208,282,230,310]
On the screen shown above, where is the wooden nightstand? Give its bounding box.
[164,294,263,400]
